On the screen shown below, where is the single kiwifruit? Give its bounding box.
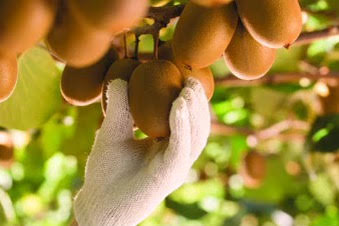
[224,22,276,80]
[101,58,140,115]
[236,0,302,48]
[61,49,119,106]
[0,0,58,55]
[159,42,215,100]
[0,55,18,103]
[129,60,184,138]
[240,151,267,188]
[172,1,238,69]
[69,0,149,34]
[191,0,233,7]
[47,2,113,68]
[0,131,14,169]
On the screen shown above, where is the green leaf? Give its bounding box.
[309,174,336,206]
[251,87,288,122]
[312,206,339,226]
[61,104,103,172]
[165,199,207,220]
[0,47,62,130]
[307,37,339,64]
[170,179,225,205]
[306,115,339,152]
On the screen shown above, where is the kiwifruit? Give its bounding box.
[69,0,149,34]
[159,42,215,100]
[61,49,119,106]
[224,22,276,80]
[0,0,57,54]
[240,151,267,188]
[0,55,18,103]
[191,0,233,7]
[0,131,14,169]
[47,2,113,68]
[101,59,140,115]
[190,68,215,100]
[0,0,58,55]
[129,60,184,138]
[236,0,302,48]
[172,1,238,69]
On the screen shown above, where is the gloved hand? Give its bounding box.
[73,77,211,226]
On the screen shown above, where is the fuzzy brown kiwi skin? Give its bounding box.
[0,54,18,103]
[47,1,113,68]
[101,59,140,115]
[172,1,238,69]
[189,68,215,100]
[240,151,267,188]
[129,60,184,138]
[0,131,14,168]
[69,0,149,34]
[236,0,302,48]
[224,22,276,80]
[61,49,119,107]
[191,0,233,8]
[0,0,58,55]
[159,42,215,100]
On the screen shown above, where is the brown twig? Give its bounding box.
[211,119,309,144]
[211,122,253,136]
[215,72,339,87]
[294,26,339,46]
[254,120,309,140]
[147,5,185,20]
[133,5,184,36]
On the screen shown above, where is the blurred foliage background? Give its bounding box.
[1,0,339,225]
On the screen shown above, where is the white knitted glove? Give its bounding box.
[73,77,211,226]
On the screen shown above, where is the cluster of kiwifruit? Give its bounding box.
[0,0,149,104]
[127,0,302,138]
[175,0,302,81]
[61,40,215,139]
[0,0,303,139]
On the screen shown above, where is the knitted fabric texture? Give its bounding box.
[74,78,211,226]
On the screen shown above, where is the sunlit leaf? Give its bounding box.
[0,47,62,130]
